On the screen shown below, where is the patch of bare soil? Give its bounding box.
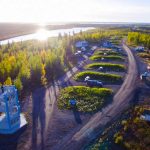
[45,104,92,150]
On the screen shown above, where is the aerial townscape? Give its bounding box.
[0,0,150,150]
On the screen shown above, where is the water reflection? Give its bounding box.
[0,27,94,45]
[35,29,49,41]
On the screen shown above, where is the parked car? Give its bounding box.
[86,80,103,88]
[135,46,144,52]
[140,72,150,81]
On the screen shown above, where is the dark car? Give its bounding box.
[86,80,103,88]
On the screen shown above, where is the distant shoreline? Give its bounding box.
[0,22,150,41]
[0,23,81,41]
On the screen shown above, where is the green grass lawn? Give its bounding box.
[57,86,113,112]
[90,55,124,61]
[85,63,125,72]
[94,51,120,56]
[74,71,123,84]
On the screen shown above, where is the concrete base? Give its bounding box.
[0,114,27,134]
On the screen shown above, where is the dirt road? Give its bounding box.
[52,42,138,150]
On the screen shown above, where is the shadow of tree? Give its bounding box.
[72,107,82,124]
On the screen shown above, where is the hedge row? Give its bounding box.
[57,86,113,112]
[90,55,124,61]
[95,51,120,56]
[85,63,125,72]
[74,71,123,84]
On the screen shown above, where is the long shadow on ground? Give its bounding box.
[32,88,46,150]
[72,107,82,124]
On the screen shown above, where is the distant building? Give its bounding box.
[75,40,88,48]
[103,41,112,48]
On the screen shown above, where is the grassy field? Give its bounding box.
[57,86,113,112]
[74,71,123,84]
[94,51,120,56]
[85,63,125,72]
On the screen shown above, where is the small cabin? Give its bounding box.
[141,110,150,122]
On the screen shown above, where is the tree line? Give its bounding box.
[128,32,150,49]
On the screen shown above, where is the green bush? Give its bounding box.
[85,63,125,72]
[90,55,124,61]
[57,86,113,112]
[95,51,120,56]
[115,135,123,144]
[74,71,123,84]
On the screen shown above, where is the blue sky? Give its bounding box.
[0,0,150,23]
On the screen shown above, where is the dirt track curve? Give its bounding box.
[53,42,138,150]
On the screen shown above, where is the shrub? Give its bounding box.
[4,77,12,85]
[14,78,23,92]
[74,71,123,84]
[85,63,125,72]
[95,51,120,56]
[115,135,123,144]
[90,55,124,61]
[57,86,113,112]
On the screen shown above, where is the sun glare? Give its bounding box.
[36,28,49,41]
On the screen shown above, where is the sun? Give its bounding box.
[35,29,49,41]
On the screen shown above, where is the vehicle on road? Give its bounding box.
[140,72,150,86]
[84,76,103,87]
[140,72,150,80]
[135,46,144,52]
[86,80,103,88]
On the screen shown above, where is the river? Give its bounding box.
[0,27,94,45]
